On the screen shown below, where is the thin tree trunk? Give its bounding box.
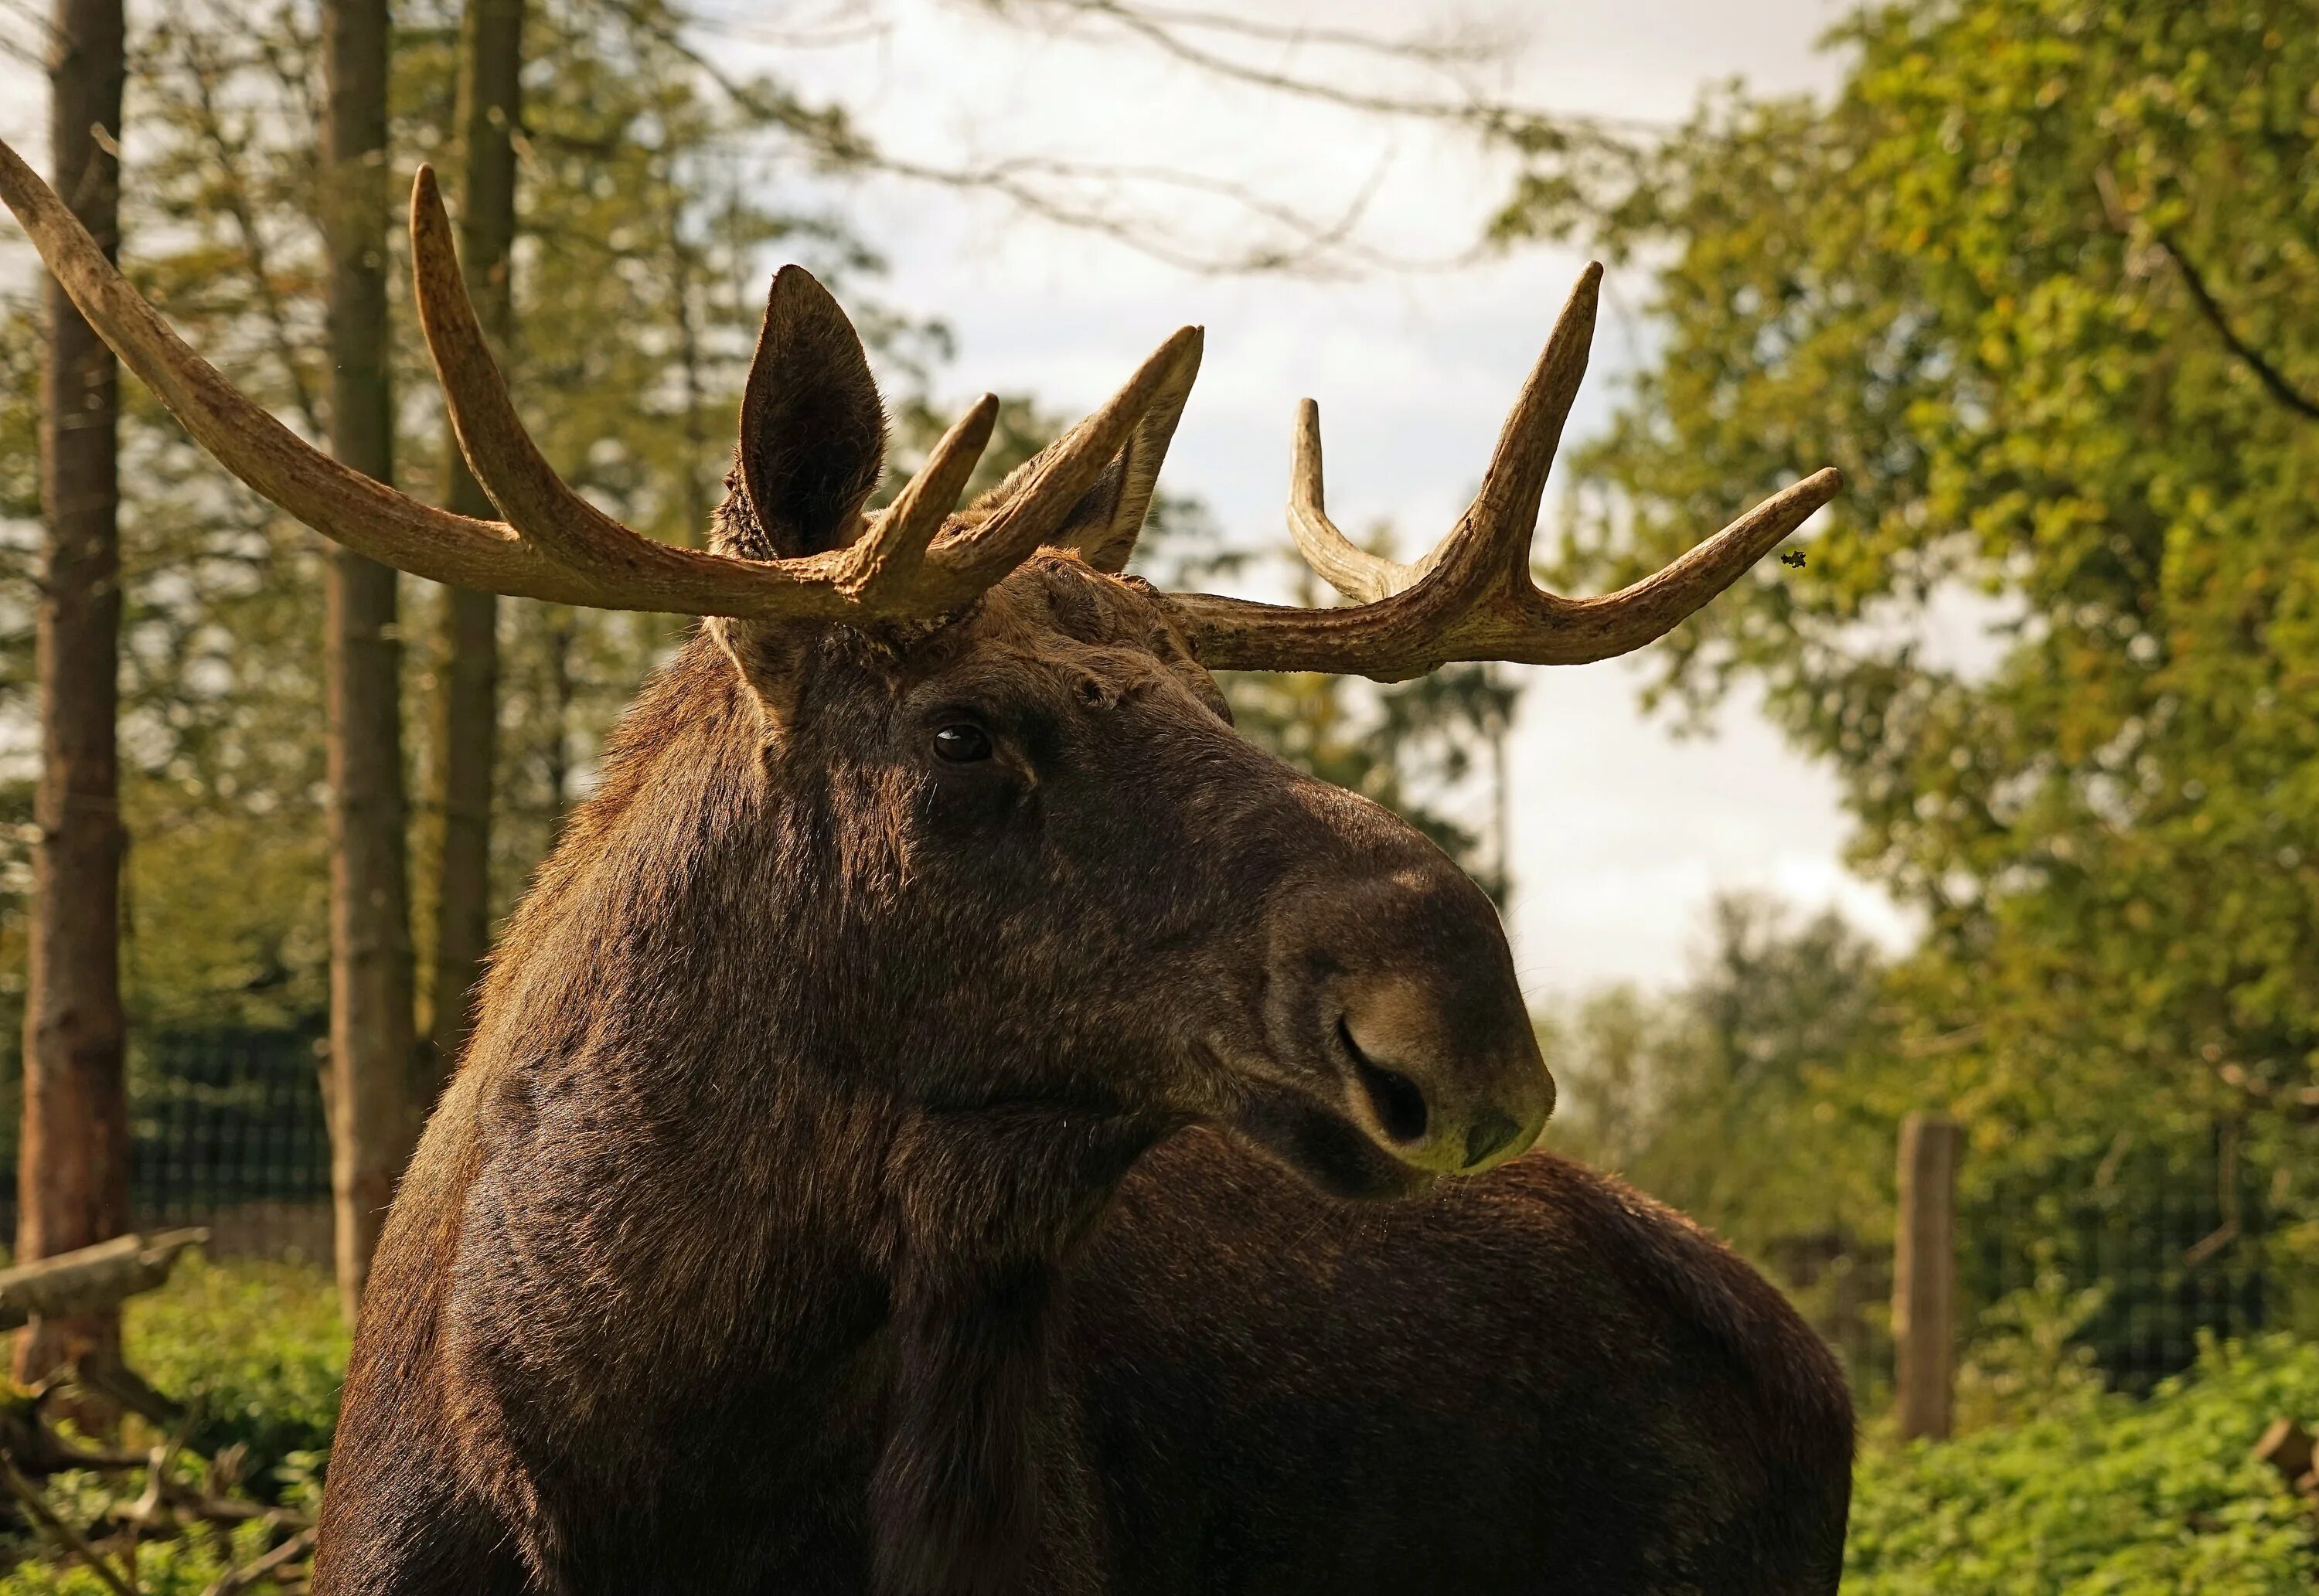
[15,0,131,1387]
[662,185,709,546]
[321,0,415,1324]
[544,607,574,823]
[426,0,523,1090]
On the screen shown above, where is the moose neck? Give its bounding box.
[460,631,1160,1584]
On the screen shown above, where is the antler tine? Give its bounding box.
[0,137,591,603]
[1286,400,1414,604]
[843,394,999,605]
[1163,263,1840,682]
[935,327,1204,593]
[410,168,873,620]
[1449,260,1599,587]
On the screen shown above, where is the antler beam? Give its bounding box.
[1166,264,1841,681]
[0,138,590,602]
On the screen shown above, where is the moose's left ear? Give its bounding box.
[734,266,888,560]
[1029,327,1204,573]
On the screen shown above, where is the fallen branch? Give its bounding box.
[0,1356,319,1593]
[0,1230,210,1331]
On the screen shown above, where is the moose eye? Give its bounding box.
[931,723,993,764]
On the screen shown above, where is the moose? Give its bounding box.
[4,137,1854,1594]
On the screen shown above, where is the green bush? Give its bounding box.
[121,1256,347,1492]
[0,1516,280,1594]
[1847,1336,2319,1594]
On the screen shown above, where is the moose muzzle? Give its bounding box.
[1265,855,1553,1179]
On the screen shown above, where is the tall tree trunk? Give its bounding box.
[15,0,131,1387]
[321,0,415,1324]
[544,607,574,824]
[426,0,523,1089]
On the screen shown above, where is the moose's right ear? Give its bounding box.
[732,266,889,560]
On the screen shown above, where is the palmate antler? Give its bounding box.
[0,134,1837,680]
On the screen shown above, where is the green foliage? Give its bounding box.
[1497,0,2319,1338]
[1544,893,1892,1237]
[1847,1335,2319,1594]
[121,1257,348,1489]
[0,1528,278,1596]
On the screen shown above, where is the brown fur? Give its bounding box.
[308,284,1850,1595]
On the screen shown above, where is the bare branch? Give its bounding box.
[164,17,325,436]
[604,0,1644,276]
[1064,0,1502,71]
[202,1525,318,1596]
[2158,238,2319,422]
[953,0,1666,136]
[2096,166,2319,424]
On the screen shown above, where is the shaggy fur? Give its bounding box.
[308,283,1851,1595]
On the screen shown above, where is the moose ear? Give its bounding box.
[734,266,888,559]
[1001,327,1201,574]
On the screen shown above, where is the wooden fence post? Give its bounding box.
[1893,1113,1960,1441]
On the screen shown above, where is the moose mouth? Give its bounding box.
[1225,1082,1441,1201]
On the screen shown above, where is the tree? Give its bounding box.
[14,0,131,1383]
[1499,0,2319,1329]
[319,0,416,1320]
[424,0,522,1085]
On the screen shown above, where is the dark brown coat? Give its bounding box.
[308,556,1848,1595]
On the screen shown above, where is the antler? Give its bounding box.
[1164,264,1841,681]
[0,135,1197,627]
[3,129,1827,683]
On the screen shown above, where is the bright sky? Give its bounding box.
[0,0,1953,1002]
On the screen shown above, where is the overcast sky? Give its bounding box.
[1,0,1949,1002]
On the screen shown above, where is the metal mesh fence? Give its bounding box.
[1778,1120,2289,1404]
[0,1026,334,1265]
[1963,1123,2278,1394]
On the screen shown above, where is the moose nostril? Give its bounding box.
[1340,1019,1429,1145]
[1463,1109,1520,1170]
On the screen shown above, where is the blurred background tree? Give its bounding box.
[1512,0,2319,1376]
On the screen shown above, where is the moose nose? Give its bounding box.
[1265,844,1555,1179]
[1333,975,1552,1176]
